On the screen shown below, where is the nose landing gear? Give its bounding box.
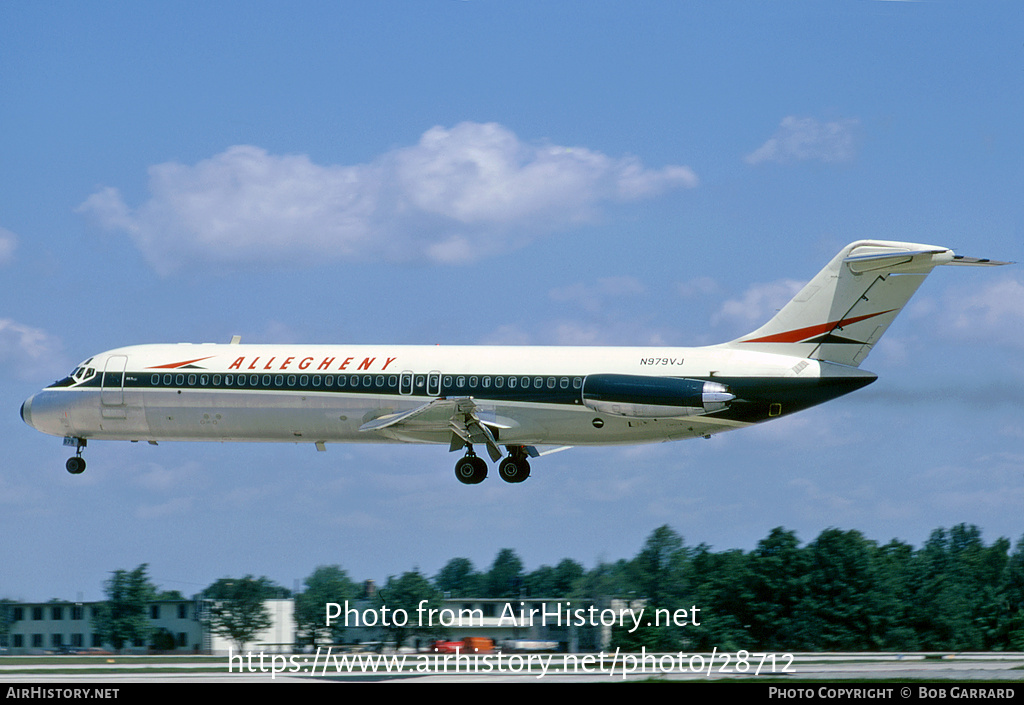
[64,437,86,474]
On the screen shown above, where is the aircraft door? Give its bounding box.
[101,355,127,406]
[427,371,441,397]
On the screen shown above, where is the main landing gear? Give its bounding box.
[454,445,531,485]
[65,438,87,474]
[454,451,488,485]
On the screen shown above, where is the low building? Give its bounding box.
[0,598,293,655]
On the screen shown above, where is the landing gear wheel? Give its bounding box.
[498,456,531,483]
[454,455,488,485]
[66,456,86,474]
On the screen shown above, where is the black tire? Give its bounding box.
[66,457,86,474]
[498,457,530,483]
[455,456,487,484]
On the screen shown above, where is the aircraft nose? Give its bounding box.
[21,394,33,427]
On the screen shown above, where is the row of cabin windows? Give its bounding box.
[149,373,584,393]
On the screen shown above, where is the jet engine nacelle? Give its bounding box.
[581,374,735,418]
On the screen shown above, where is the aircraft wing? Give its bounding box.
[360,397,504,461]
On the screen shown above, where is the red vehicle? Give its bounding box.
[428,637,494,654]
[429,639,464,654]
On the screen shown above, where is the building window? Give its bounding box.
[178,604,187,619]
[151,605,160,619]
[72,605,83,620]
[32,607,43,621]
[32,634,42,648]
[52,606,62,620]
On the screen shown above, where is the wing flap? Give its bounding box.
[360,397,504,461]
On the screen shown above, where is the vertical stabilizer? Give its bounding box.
[727,240,1006,367]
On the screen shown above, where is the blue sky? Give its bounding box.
[2,1,1022,602]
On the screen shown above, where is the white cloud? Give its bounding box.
[711,278,804,334]
[676,276,720,299]
[943,277,1024,349]
[745,116,860,165]
[548,276,647,313]
[78,122,698,273]
[0,227,17,265]
[0,318,64,379]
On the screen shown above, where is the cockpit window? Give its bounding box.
[70,366,97,383]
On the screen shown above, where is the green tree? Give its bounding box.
[689,546,753,651]
[93,564,157,652]
[552,559,585,596]
[485,549,525,597]
[747,527,807,650]
[615,525,690,651]
[522,560,584,597]
[294,565,358,648]
[377,569,444,647]
[1003,534,1024,648]
[0,599,15,649]
[201,575,286,651]
[799,529,883,650]
[434,558,483,598]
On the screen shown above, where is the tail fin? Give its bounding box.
[727,240,1007,367]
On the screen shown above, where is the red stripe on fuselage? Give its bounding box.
[147,357,215,369]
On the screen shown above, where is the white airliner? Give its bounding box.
[21,240,1006,484]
